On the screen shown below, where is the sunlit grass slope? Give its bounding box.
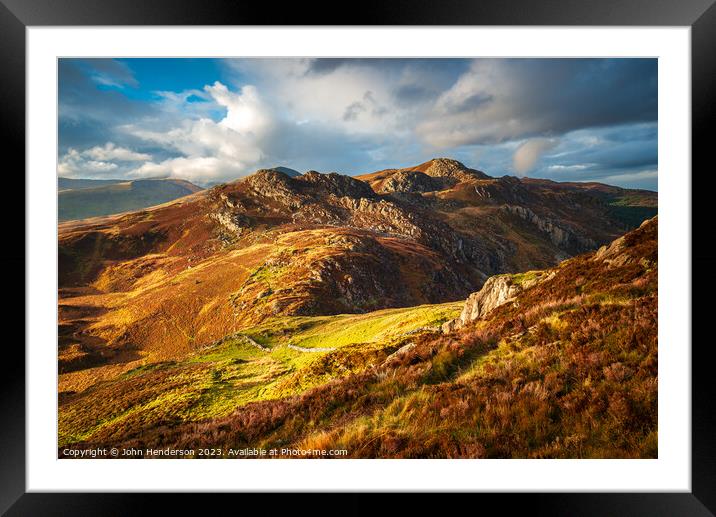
[58,301,461,447]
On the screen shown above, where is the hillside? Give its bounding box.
[58,177,125,191]
[60,215,658,458]
[58,178,203,221]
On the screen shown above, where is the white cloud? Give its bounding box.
[512,138,558,176]
[546,163,595,172]
[127,156,244,183]
[223,59,415,136]
[57,146,141,177]
[83,142,151,162]
[207,82,272,135]
[87,59,138,89]
[124,82,274,183]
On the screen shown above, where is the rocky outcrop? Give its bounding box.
[593,233,628,265]
[474,185,493,199]
[335,195,493,279]
[502,204,596,252]
[378,170,444,193]
[593,216,657,268]
[209,211,245,236]
[340,196,424,239]
[299,171,376,199]
[442,275,522,332]
[417,158,490,181]
[243,169,307,209]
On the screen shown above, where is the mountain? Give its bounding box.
[58,177,125,191]
[58,178,203,221]
[60,215,658,458]
[268,166,301,177]
[357,157,491,192]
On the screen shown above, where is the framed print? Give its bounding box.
[3,0,715,513]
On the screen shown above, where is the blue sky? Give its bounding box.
[58,58,658,190]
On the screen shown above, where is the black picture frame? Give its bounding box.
[2,0,713,514]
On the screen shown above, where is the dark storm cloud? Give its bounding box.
[304,58,421,75]
[304,58,355,75]
[418,59,658,147]
[544,59,657,130]
[304,58,470,79]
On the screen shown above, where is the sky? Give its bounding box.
[58,58,658,190]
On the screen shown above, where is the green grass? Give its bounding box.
[511,270,541,286]
[245,302,463,350]
[246,261,289,284]
[120,361,177,379]
[189,340,267,363]
[608,194,657,208]
[60,300,462,447]
[187,301,463,402]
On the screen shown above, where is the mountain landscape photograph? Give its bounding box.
[58,57,658,459]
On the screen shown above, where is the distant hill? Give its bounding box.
[58,178,203,221]
[58,177,125,192]
[269,166,301,177]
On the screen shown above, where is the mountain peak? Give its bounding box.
[357,157,492,194]
[414,158,491,180]
[427,157,467,169]
[423,158,468,178]
[242,166,303,185]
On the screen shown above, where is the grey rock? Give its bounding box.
[442,274,522,332]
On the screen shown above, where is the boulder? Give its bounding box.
[442,274,522,332]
